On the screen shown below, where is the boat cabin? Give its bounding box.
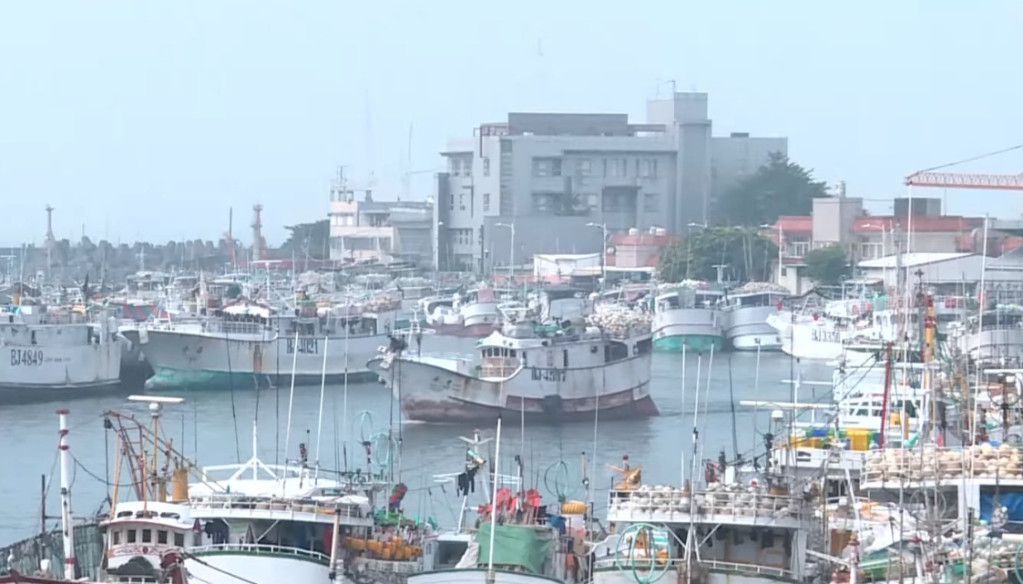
[655,286,724,312]
[102,501,193,583]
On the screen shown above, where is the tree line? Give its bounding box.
[658,152,851,285]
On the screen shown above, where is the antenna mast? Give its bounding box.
[45,205,56,280]
[252,204,265,263]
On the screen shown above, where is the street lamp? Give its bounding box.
[586,222,608,288]
[495,222,515,284]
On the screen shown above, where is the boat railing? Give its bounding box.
[862,444,1023,484]
[594,557,793,580]
[201,320,274,337]
[191,542,330,563]
[607,487,811,522]
[189,495,368,520]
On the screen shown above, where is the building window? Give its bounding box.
[787,239,811,258]
[640,159,658,178]
[483,157,490,177]
[483,193,491,212]
[533,159,551,177]
[449,158,460,176]
[604,158,627,177]
[533,158,562,178]
[643,193,659,212]
[577,159,592,176]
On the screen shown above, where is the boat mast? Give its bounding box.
[315,335,330,480]
[56,408,76,580]
[486,416,503,584]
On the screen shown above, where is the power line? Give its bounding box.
[914,143,1023,175]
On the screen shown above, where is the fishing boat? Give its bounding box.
[370,287,658,423]
[422,287,503,337]
[594,454,816,584]
[650,282,724,352]
[0,305,122,396]
[720,282,789,351]
[768,296,904,361]
[140,294,404,391]
[951,306,1023,366]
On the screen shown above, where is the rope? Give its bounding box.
[613,523,672,584]
[184,553,259,584]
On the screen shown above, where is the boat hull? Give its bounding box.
[372,354,658,424]
[652,308,723,353]
[0,325,122,394]
[724,306,782,351]
[141,328,385,390]
[424,322,499,338]
[652,334,722,353]
[961,328,1023,364]
[185,550,328,584]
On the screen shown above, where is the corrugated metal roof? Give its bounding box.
[858,252,974,269]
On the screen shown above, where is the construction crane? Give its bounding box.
[905,144,1023,191]
[905,171,1023,190]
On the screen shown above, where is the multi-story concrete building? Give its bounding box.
[434,92,787,272]
[328,183,433,265]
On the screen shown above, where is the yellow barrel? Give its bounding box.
[562,500,587,514]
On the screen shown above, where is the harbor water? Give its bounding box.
[0,335,832,546]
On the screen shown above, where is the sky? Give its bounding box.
[2,0,1022,247]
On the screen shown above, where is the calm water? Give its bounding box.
[0,336,833,545]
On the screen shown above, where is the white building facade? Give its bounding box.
[434,92,786,272]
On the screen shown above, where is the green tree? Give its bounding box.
[282,219,330,259]
[658,226,777,283]
[803,244,850,285]
[714,152,829,226]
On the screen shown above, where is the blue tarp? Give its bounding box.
[979,492,1023,523]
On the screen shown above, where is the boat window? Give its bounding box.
[435,540,469,568]
[142,529,152,543]
[563,350,569,368]
[176,533,186,547]
[127,530,137,543]
[112,531,121,545]
[510,350,516,358]
[158,531,168,544]
[522,352,528,366]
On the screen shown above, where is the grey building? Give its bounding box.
[329,188,433,266]
[434,92,787,272]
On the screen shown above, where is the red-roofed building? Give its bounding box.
[760,196,1017,293]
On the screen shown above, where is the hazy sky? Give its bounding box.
[2,1,1021,246]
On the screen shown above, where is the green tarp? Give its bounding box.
[477,522,553,575]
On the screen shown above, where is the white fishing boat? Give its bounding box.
[650,282,724,352]
[422,287,503,337]
[370,287,657,423]
[721,283,789,351]
[140,296,403,391]
[952,307,1023,366]
[769,296,904,361]
[0,306,122,396]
